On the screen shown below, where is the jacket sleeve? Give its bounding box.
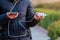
[0,14,9,25]
[26,1,40,27]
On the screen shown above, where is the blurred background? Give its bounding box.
[30,0,60,40]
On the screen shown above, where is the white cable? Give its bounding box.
[8,20,27,37]
[10,1,18,12]
[8,0,27,37]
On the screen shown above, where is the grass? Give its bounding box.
[48,20,60,40]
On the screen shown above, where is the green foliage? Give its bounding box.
[48,21,60,40]
[34,8,60,29]
[39,13,60,29]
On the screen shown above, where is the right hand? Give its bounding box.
[6,12,19,19]
[34,12,44,20]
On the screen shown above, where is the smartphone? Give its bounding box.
[37,12,47,17]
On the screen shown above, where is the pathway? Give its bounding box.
[30,25,50,40]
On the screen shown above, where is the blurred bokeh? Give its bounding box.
[30,0,60,40]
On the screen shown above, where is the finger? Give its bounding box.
[35,12,40,14]
[39,16,45,19]
[7,12,11,14]
[14,13,19,18]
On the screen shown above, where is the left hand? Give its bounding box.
[34,12,44,20]
[6,12,19,19]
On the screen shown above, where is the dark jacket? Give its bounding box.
[0,0,39,40]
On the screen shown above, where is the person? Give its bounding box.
[0,0,44,40]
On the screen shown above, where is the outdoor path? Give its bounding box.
[30,25,50,40]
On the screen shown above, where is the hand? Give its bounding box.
[6,12,19,19]
[34,12,44,20]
